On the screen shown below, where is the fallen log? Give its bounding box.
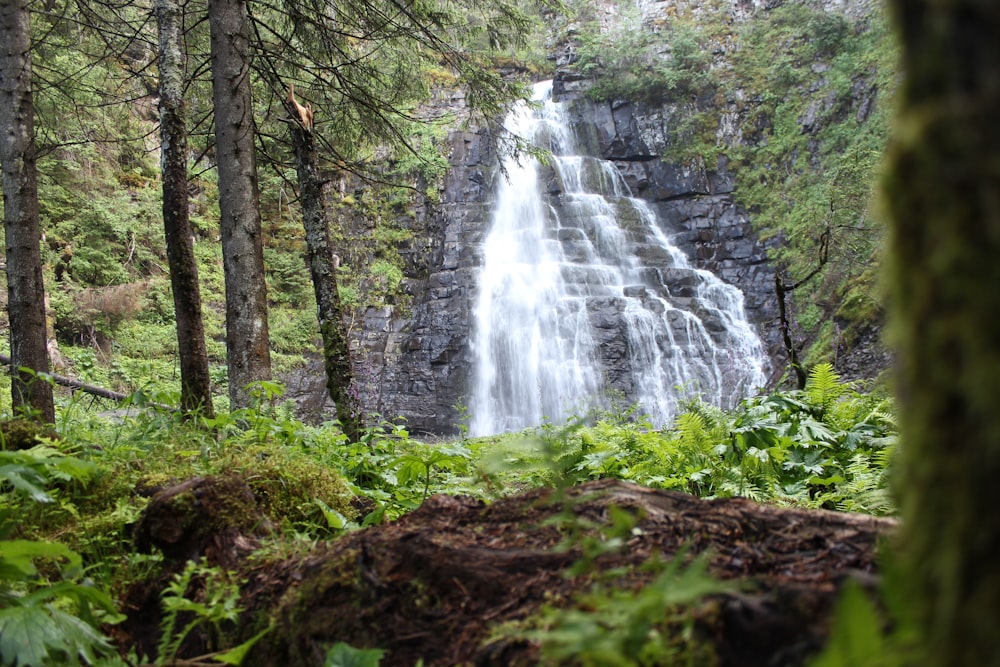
[120,479,897,666]
[0,353,177,413]
[0,352,130,402]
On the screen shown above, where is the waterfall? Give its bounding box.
[469,81,768,436]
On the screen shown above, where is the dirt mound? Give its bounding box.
[243,480,895,665]
[121,478,895,665]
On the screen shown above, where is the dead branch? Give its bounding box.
[0,352,131,403]
[775,224,831,389]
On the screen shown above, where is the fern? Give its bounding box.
[0,447,117,667]
[157,559,244,664]
[806,363,845,416]
[522,552,729,666]
[809,452,895,515]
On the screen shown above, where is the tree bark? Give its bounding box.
[156,0,214,418]
[0,0,55,423]
[209,0,271,410]
[884,1,1000,665]
[288,117,363,443]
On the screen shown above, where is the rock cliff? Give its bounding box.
[285,95,780,434]
[286,0,892,434]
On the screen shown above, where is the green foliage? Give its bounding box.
[563,0,898,360]
[334,420,473,522]
[268,305,320,356]
[809,553,920,667]
[156,560,244,665]
[387,120,452,188]
[323,642,385,667]
[0,366,897,664]
[0,444,117,667]
[810,582,893,667]
[368,260,405,295]
[395,441,472,502]
[572,3,720,104]
[519,553,726,666]
[728,5,897,355]
[471,365,896,514]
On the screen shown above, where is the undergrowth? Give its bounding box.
[0,364,895,665]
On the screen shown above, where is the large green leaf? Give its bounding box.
[324,642,385,667]
[0,465,51,504]
[0,604,111,667]
[212,627,273,666]
[0,540,80,581]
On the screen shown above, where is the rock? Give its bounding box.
[279,87,785,435]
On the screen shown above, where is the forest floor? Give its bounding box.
[116,477,896,666]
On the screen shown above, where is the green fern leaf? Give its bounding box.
[806,363,845,412]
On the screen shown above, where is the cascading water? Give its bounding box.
[469,81,768,436]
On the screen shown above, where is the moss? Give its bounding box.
[0,418,58,450]
[251,546,367,664]
[567,1,897,349]
[222,445,354,529]
[198,476,263,532]
[802,320,835,368]
[835,265,884,327]
[883,2,1000,662]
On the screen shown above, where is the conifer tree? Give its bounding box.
[0,0,55,422]
[157,0,215,417]
[253,0,532,434]
[209,0,272,409]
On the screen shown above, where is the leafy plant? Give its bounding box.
[520,553,727,666]
[395,441,472,502]
[572,3,720,105]
[0,444,118,667]
[324,642,385,667]
[156,559,269,666]
[809,552,919,667]
[563,0,898,363]
[480,365,897,514]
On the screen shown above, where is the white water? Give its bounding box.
[470,81,768,436]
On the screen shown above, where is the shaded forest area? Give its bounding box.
[3,0,1000,666]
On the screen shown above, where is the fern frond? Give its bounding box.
[673,411,709,450]
[805,363,845,412]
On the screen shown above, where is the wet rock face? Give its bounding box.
[553,89,781,353]
[283,99,780,435]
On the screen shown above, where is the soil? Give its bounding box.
[117,477,896,666]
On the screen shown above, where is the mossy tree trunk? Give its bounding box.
[0,0,55,423]
[288,119,362,443]
[156,0,214,418]
[209,0,272,410]
[884,1,1000,664]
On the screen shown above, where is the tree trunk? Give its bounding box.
[0,0,55,423]
[156,0,214,418]
[209,0,271,410]
[884,1,1000,665]
[288,119,363,443]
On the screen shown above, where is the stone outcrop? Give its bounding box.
[558,90,780,354]
[288,0,906,433]
[284,88,781,434]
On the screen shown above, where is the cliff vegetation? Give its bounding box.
[561,0,898,378]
